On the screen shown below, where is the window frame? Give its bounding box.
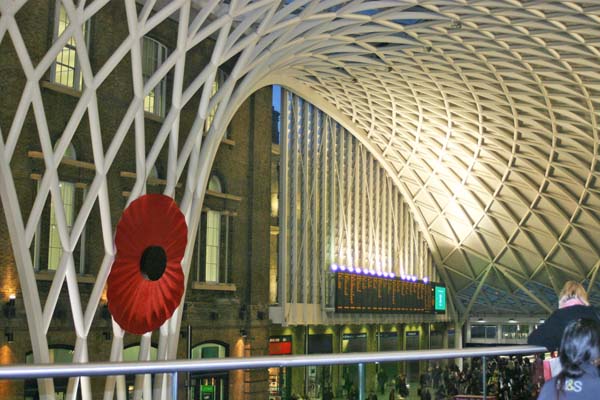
[205,69,230,138]
[205,209,222,282]
[25,345,75,400]
[33,144,87,274]
[50,1,91,91]
[191,342,229,400]
[470,324,497,340]
[142,36,168,118]
[123,344,158,398]
[194,175,231,284]
[47,180,76,271]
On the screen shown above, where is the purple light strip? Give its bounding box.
[329,264,429,283]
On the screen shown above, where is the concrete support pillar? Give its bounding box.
[366,325,378,394]
[290,326,306,397]
[455,321,464,371]
[442,323,449,367]
[332,326,342,397]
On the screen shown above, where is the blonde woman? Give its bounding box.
[528,281,599,352]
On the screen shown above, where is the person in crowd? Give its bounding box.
[388,387,396,400]
[419,386,432,400]
[342,369,353,399]
[528,281,600,352]
[434,384,447,400]
[396,373,409,398]
[432,363,442,389]
[367,389,377,400]
[377,367,388,394]
[348,384,358,400]
[538,318,600,399]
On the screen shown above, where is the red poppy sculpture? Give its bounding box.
[107,194,188,334]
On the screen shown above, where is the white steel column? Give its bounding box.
[279,88,290,312]
[311,107,319,305]
[301,101,309,306]
[291,96,300,307]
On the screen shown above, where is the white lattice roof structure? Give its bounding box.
[254,0,600,318]
[1,0,600,395]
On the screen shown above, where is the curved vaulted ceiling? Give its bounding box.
[2,1,600,338]
[233,0,600,317]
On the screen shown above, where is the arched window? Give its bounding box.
[123,344,158,399]
[148,165,159,181]
[25,345,75,399]
[47,144,76,271]
[123,345,158,361]
[208,174,222,193]
[146,165,162,192]
[142,36,168,117]
[33,144,87,274]
[204,69,230,138]
[205,176,222,282]
[51,1,90,91]
[190,342,228,400]
[192,342,227,359]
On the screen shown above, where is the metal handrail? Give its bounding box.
[0,345,546,379]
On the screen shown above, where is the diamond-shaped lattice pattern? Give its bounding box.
[2,1,600,397]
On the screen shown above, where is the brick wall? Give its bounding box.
[0,1,272,398]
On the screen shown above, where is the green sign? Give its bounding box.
[201,385,215,400]
[434,286,446,311]
[201,385,215,394]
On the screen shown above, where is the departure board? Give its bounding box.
[334,272,446,314]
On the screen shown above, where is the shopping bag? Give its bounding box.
[543,356,562,381]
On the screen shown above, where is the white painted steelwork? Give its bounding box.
[275,89,439,325]
[1,0,600,398]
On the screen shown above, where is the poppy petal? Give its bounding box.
[107,194,187,334]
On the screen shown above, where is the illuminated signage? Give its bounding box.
[434,286,447,312]
[269,335,292,355]
[334,272,446,314]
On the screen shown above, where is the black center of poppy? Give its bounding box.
[140,246,167,281]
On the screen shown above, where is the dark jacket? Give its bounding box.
[527,305,600,352]
[538,363,600,399]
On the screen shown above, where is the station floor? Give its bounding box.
[331,383,422,400]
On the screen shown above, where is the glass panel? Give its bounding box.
[52,4,87,90]
[208,175,222,192]
[486,326,497,339]
[26,347,73,364]
[205,80,219,131]
[502,324,529,340]
[142,37,167,117]
[471,325,497,340]
[205,69,231,138]
[192,343,226,359]
[201,346,220,358]
[205,210,221,282]
[48,182,75,270]
[123,345,158,361]
[51,348,74,363]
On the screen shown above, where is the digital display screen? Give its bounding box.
[334,272,446,314]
